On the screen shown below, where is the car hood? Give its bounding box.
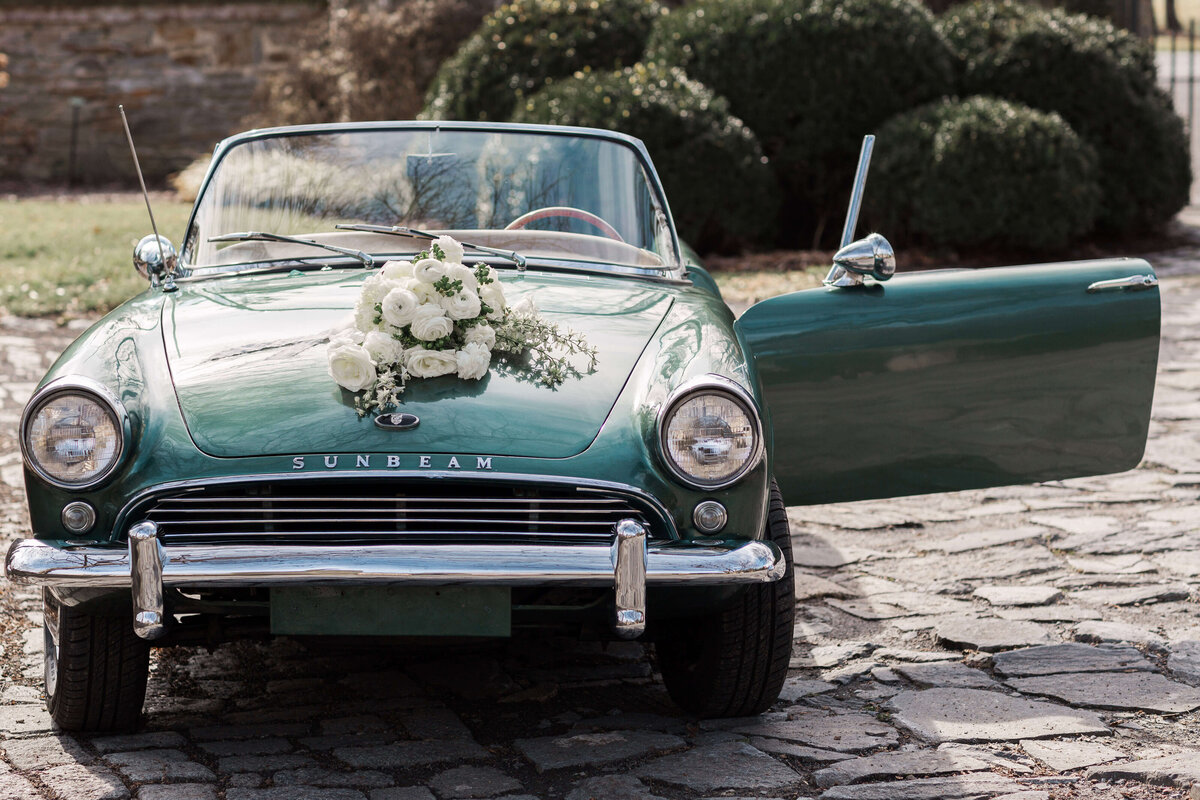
[162,269,674,459]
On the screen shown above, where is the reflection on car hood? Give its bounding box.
[162,269,674,459]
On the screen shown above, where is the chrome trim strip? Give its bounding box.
[19,376,132,491]
[1086,274,1158,293]
[612,519,647,639]
[128,521,166,640]
[5,538,784,589]
[654,374,766,491]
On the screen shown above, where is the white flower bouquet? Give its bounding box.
[327,235,596,415]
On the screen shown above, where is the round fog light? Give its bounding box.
[693,500,728,533]
[61,501,96,534]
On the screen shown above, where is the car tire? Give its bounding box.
[655,479,795,718]
[43,589,150,732]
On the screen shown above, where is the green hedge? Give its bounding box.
[423,0,666,123]
[869,96,1100,250]
[512,65,780,253]
[645,0,956,247]
[938,0,1188,233]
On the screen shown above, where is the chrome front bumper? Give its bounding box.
[6,519,785,641]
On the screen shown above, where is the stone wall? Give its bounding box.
[0,3,326,185]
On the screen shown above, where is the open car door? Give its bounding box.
[735,259,1160,506]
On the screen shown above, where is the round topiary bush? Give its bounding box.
[644,0,956,247]
[512,64,780,253]
[423,0,666,123]
[938,1,1188,234]
[868,96,1100,251]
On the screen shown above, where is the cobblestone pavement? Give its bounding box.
[1,252,1200,800]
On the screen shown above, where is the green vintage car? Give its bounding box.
[5,122,1160,732]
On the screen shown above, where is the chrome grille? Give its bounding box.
[128,480,654,546]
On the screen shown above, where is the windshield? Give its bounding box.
[186,127,678,272]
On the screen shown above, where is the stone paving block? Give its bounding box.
[1152,550,1200,577]
[399,708,475,741]
[1069,583,1192,606]
[928,526,1048,554]
[1064,554,1157,574]
[636,741,803,793]
[428,765,522,798]
[275,767,393,788]
[993,643,1151,676]
[91,731,189,754]
[1073,621,1168,650]
[935,617,1056,652]
[0,703,56,737]
[103,748,216,782]
[889,688,1109,743]
[819,775,1024,800]
[218,753,317,773]
[973,586,1063,606]
[813,749,992,787]
[1007,671,1200,713]
[136,785,218,800]
[733,710,899,753]
[515,729,684,771]
[569,712,687,734]
[802,642,876,668]
[894,661,998,689]
[1019,739,1123,771]
[319,715,389,735]
[334,740,488,769]
[2,733,92,769]
[1087,752,1200,789]
[748,737,854,763]
[566,775,668,800]
[227,789,366,800]
[996,605,1102,622]
[0,770,42,800]
[40,763,129,800]
[189,723,309,741]
[370,790,435,800]
[197,737,292,756]
[1169,640,1200,685]
[796,572,861,600]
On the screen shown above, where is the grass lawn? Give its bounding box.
[0,194,191,318]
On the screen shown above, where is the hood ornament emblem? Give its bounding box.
[374,412,420,431]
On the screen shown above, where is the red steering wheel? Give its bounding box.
[505,206,625,242]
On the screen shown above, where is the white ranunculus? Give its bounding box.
[327,343,377,392]
[456,342,491,380]
[381,287,421,328]
[445,262,479,293]
[413,257,445,284]
[354,299,378,332]
[360,273,398,308]
[408,280,439,305]
[406,346,458,378]
[381,260,414,280]
[475,264,497,285]
[511,294,537,316]
[440,288,482,321]
[464,323,496,349]
[409,303,454,341]
[328,326,365,346]
[481,282,506,320]
[362,330,405,366]
[435,235,465,265]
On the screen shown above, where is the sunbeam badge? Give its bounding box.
[374,412,420,431]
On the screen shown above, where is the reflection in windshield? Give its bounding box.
[188,128,676,270]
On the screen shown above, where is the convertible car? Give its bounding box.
[5,122,1160,732]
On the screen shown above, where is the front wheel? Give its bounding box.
[655,480,795,718]
[43,589,150,732]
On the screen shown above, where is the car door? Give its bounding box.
[735,259,1160,506]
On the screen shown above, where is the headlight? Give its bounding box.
[659,378,762,489]
[21,381,126,489]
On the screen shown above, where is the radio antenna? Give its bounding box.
[119,104,173,290]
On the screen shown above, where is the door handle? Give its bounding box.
[1086,274,1158,293]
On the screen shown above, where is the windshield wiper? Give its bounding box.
[334,224,526,271]
[208,231,376,268]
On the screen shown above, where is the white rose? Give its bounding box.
[512,294,537,316]
[445,262,479,293]
[434,235,466,265]
[409,303,454,341]
[407,280,440,305]
[464,323,496,349]
[456,342,491,380]
[413,257,445,284]
[381,287,421,327]
[327,343,377,392]
[328,326,365,346]
[362,330,405,366]
[481,282,506,320]
[406,347,458,378]
[440,288,482,321]
[381,260,414,280]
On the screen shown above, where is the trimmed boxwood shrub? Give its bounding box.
[512,65,780,253]
[938,1,1189,234]
[868,96,1100,251]
[645,0,956,246]
[423,0,666,123]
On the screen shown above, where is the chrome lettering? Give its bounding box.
[477,457,493,470]
[356,455,370,468]
[419,456,431,467]
[324,456,338,468]
[447,456,461,469]
[292,457,305,470]
[387,455,401,468]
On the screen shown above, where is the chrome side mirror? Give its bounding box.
[832,233,895,283]
[133,234,178,285]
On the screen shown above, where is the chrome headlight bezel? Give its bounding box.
[20,377,129,491]
[656,375,764,490]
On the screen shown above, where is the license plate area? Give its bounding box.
[270,586,511,637]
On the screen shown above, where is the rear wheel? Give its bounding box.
[43,589,150,732]
[655,480,795,717]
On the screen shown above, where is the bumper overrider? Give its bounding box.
[5,519,785,641]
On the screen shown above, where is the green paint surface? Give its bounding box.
[270,586,512,637]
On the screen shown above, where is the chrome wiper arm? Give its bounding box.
[335,223,526,271]
[208,231,375,268]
